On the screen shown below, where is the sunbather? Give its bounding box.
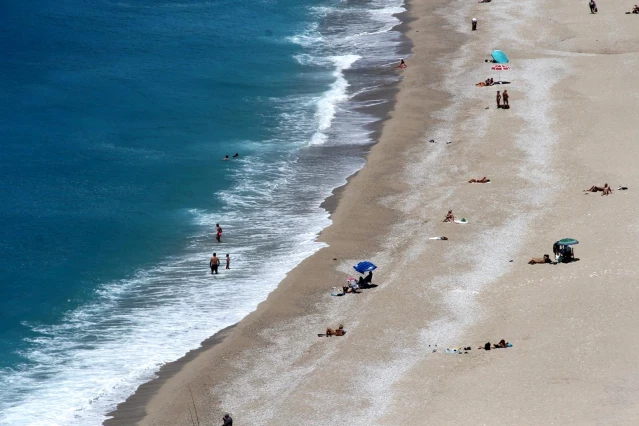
[494,339,509,348]
[468,177,490,183]
[443,210,455,222]
[325,325,346,336]
[584,183,612,195]
[633,5,639,13]
[528,254,552,264]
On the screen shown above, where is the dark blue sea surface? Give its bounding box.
[0,0,405,423]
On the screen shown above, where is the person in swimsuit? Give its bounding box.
[496,90,502,108]
[223,155,229,161]
[232,153,239,158]
[584,183,612,195]
[210,253,220,274]
[468,177,490,183]
[443,210,455,222]
[502,90,509,108]
[325,325,346,336]
[225,253,230,269]
[396,59,407,69]
[216,223,223,242]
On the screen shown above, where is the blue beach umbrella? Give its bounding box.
[491,50,509,64]
[353,261,377,273]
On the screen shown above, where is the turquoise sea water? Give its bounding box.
[0,0,406,423]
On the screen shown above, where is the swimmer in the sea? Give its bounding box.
[232,153,239,158]
[223,155,229,161]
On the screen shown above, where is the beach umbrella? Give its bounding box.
[491,64,510,83]
[353,261,377,273]
[556,238,579,246]
[491,50,509,63]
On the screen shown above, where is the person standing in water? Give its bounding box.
[210,253,220,274]
[496,90,502,108]
[225,254,230,269]
[216,223,223,243]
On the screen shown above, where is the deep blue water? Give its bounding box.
[0,0,405,423]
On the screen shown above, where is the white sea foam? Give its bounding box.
[310,54,360,145]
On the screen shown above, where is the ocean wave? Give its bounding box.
[310,54,360,145]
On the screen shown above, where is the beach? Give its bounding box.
[107,0,639,424]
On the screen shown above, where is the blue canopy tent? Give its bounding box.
[353,261,377,273]
[491,50,509,64]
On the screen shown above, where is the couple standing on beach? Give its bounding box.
[496,90,509,109]
[210,253,230,274]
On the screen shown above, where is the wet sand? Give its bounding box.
[106,0,639,424]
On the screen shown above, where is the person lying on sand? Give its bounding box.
[494,339,510,348]
[443,210,455,222]
[528,254,553,265]
[325,325,346,336]
[469,177,490,183]
[584,183,612,195]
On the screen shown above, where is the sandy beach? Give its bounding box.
[106,0,639,424]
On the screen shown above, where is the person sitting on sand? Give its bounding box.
[396,59,407,69]
[364,271,373,284]
[443,210,455,222]
[633,5,639,13]
[584,183,612,195]
[469,177,490,183]
[528,254,552,265]
[326,325,346,336]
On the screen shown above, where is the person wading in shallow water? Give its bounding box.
[216,223,223,243]
[210,253,220,274]
[225,253,230,270]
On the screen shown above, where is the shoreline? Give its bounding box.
[104,4,413,425]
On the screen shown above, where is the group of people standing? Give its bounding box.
[209,223,230,274]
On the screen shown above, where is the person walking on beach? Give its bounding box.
[210,253,220,274]
[496,90,502,108]
[225,253,230,269]
[503,90,509,108]
[216,223,223,243]
[589,0,598,13]
[222,413,233,425]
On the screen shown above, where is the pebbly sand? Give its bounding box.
[106,0,639,424]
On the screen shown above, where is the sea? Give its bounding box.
[0,0,406,424]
